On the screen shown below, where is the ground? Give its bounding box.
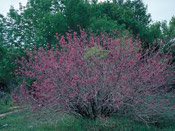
[1,100,175,131]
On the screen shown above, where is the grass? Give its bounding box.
[1,100,175,131]
[0,96,14,114]
[0,110,153,131]
[0,109,165,131]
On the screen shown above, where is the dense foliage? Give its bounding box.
[0,0,153,48]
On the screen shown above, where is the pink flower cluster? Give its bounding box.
[16,30,175,121]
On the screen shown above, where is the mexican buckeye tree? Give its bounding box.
[15,30,175,122]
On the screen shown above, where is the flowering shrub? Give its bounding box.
[15,31,175,123]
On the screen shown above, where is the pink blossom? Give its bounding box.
[15,30,175,121]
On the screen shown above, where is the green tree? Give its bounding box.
[3,0,67,48]
[89,16,118,33]
[161,17,175,54]
[0,14,7,46]
[0,46,24,92]
[124,0,151,26]
[169,16,175,39]
[65,0,90,31]
[2,0,153,49]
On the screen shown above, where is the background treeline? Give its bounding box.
[0,0,175,94]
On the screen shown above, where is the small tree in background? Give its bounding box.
[15,31,175,124]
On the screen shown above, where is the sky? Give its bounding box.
[0,0,27,15]
[0,0,175,22]
[143,0,175,22]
